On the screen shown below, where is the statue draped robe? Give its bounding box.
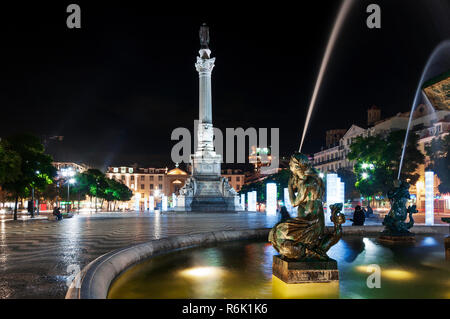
[269,169,326,260]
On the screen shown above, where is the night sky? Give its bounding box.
[0,1,449,170]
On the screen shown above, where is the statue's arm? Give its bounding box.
[288,178,298,207]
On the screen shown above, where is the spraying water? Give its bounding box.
[397,40,450,180]
[299,0,354,152]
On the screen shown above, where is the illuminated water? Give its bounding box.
[299,0,354,152]
[108,235,450,299]
[398,40,450,179]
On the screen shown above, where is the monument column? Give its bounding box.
[195,24,216,153]
[175,23,240,212]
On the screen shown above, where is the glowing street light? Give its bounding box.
[362,172,369,180]
[66,178,76,212]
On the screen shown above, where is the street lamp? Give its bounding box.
[30,170,41,218]
[67,178,76,212]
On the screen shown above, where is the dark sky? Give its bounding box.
[0,1,449,170]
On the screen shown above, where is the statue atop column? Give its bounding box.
[199,23,210,49]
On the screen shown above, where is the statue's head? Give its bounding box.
[289,153,311,178]
[388,180,411,201]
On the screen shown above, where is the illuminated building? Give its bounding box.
[106,165,244,210]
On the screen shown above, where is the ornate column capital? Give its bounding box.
[195,56,215,75]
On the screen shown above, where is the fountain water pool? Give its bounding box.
[108,235,449,299]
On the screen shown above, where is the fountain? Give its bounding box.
[398,40,450,178]
[299,0,354,152]
[269,153,345,283]
[379,180,418,243]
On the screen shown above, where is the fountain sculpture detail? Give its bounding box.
[269,153,345,283]
[379,180,418,243]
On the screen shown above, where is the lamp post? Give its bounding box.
[59,167,76,212]
[30,170,41,218]
[67,178,75,212]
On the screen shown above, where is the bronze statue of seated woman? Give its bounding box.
[269,153,345,261]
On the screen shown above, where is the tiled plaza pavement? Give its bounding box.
[0,212,280,299]
[0,211,444,299]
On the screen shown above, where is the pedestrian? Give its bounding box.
[366,205,373,217]
[53,206,63,221]
[351,205,365,226]
[279,206,291,223]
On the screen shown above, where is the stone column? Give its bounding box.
[195,49,215,152]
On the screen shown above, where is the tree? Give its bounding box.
[104,178,133,211]
[84,169,108,211]
[348,130,425,199]
[425,134,450,194]
[239,169,291,204]
[0,140,21,185]
[0,133,56,220]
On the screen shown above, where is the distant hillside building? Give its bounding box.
[326,129,348,148]
[367,105,381,126]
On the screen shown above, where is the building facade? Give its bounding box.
[106,165,245,210]
[313,104,450,212]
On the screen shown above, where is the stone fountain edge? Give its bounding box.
[65,228,270,299]
[65,225,448,299]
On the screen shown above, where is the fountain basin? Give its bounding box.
[66,226,449,299]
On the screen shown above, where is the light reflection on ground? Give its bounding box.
[108,235,450,299]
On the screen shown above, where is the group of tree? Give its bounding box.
[348,130,425,201]
[0,133,56,220]
[71,169,133,211]
[44,169,133,212]
[239,169,290,204]
[0,133,133,219]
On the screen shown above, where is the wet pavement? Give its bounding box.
[0,211,445,299]
[0,212,280,298]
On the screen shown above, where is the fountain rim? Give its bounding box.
[65,226,448,299]
[65,228,270,299]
